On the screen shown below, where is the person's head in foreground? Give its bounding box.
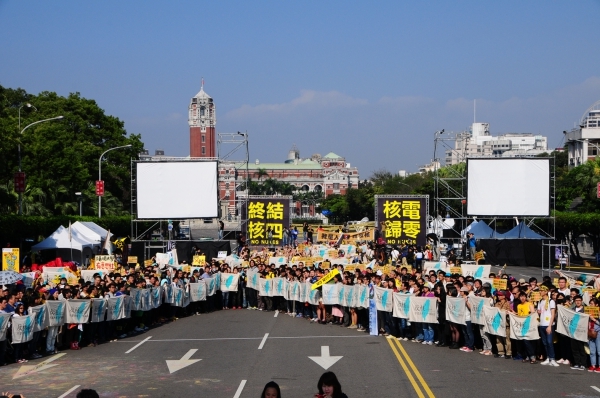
[317,371,346,398]
[261,381,281,398]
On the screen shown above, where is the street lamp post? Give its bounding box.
[18,115,64,215]
[75,192,82,216]
[98,144,132,218]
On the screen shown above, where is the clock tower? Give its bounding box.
[189,82,216,158]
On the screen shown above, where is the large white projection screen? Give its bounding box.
[467,158,550,216]
[136,161,218,219]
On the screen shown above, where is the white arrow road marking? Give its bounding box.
[166,349,202,374]
[13,353,67,379]
[308,346,343,370]
[591,386,600,393]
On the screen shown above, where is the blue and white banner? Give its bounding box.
[482,306,506,337]
[30,304,49,332]
[307,284,320,305]
[12,314,35,344]
[369,299,378,335]
[91,299,107,323]
[46,300,66,327]
[221,273,240,292]
[408,296,438,324]
[66,300,91,324]
[272,277,287,297]
[299,282,310,303]
[322,284,339,305]
[354,285,369,309]
[124,295,132,318]
[131,288,144,311]
[288,281,300,302]
[508,312,540,341]
[423,261,448,274]
[445,296,466,325]
[142,289,152,311]
[469,296,489,326]
[189,283,207,302]
[205,278,217,297]
[247,271,260,290]
[259,278,273,297]
[164,284,175,304]
[461,264,491,279]
[374,287,393,312]
[107,296,125,321]
[172,287,185,307]
[556,305,589,343]
[151,287,162,308]
[0,313,11,341]
[392,293,411,319]
[81,270,106,283]
[20,272,37,288]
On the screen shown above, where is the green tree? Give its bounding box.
[0,85,144,215]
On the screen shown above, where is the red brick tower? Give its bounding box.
[189,81,216,157]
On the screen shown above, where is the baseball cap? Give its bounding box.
[460,286,469,292]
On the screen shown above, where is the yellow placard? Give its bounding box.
[493,278,508,290]
[450,267,462,275]
[144,259,153,266]
[311,268,339,290]
[242,261,249,268]
[553,278,560,286]
[127,256,138,264]
[530,291,541,302]
[583,286,596,293]
[344,265,357,272]
[585,306,600,318]
[383,265,392,275]
[2,248,19,272]
[321,260,331,269]
[192,255,206,266]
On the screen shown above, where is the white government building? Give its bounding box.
[444,122,549,165]
[564,100,600,167]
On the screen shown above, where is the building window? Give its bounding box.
[588,146,598,156]
[202,147,206,155]
[202,135,205,143]
[200,106,205,116]
[333,183,340,189]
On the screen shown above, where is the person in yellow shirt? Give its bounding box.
[515,292,536,363]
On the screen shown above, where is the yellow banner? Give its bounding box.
[193,255,206,266]
[127,256,138,264]
[317,229,375,244]
[311,269,339,290]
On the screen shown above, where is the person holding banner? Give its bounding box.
[12,303,28,363]
[570,295,588,370]
[515,292,536,363]
[536,285,558,366]
[587,298,600,372]
[494,291,512,359]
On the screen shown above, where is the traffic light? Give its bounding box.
[14,172,26,193]
[96,180,105,196]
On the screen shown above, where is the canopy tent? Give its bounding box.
[70,221,112,244]
[462,220,503,239]
[32,225,99,263]
[498,222,546,239]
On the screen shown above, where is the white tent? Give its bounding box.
[32,225,99,263]
[71,221,112,244]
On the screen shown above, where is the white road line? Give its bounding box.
[591,386,600,393]
[274,310,279,317]
[125,336,152,353]
[233,380,247,398]
[114,335,372,343]
[57,385,80,398]
[258,333,269,349]
[270,335,372,339]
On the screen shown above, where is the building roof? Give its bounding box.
[194,87,211,99]
[234,162,322,170]
[322,152,343,159]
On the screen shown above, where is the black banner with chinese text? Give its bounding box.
[242,197,290,246]
[376,196,427,246]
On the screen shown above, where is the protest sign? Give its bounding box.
[12,314,35,344]
[259,278,273,297]
[0,313,11,341]
[461,263,490,278]
[189,283,207,302]
[556,305,589,342]
[408,296,438,324]
[220,273,240,292]
[585,306,600,318]
[311,269,339,290]
[66,300,91,324]
[107,296,125,321]
[508,313,540,340]
[354,285,369,309]
[322,284,340,305]
[46,300,66,327]
[307,284,320,305]
[2,248,19,272]
[393,293,411,319]
[20,272,37,288]
[205,278,217,297]
[30,304,49,332]
[376,196,427,246]
[247,270,260,290]
[374,287,393,312]
[288,281,301,302]
[127,256,138,264]
[529,292,541,303]
[192,255,206,266]
[446,296,466,325]
[172,287,185,307]
[144,259,154,266]
[469,296,489,326]
[130,288,143,311]
[91,299,107,323]
[483,306,506,337]
[493,279,507,290]
[450,267,462,275]
[81,270,105,283]
[151,287,162,308]
[95,255,115,270]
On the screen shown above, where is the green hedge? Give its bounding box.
[0,215,132,249]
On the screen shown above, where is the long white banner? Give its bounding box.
[556,305,589,343]
[482,306,506,337]
[508,312,540,341]
[446,296,466,325]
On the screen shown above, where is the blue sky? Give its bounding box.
[1,1,599,175]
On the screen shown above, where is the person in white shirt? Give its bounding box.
[537,285,558,366]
